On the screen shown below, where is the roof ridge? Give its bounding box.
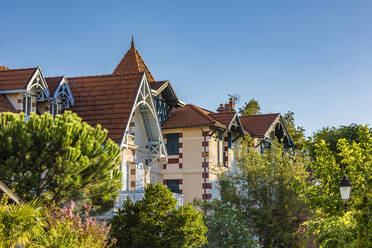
[68,71,143,80]
[188,104,223,126]
[240,113,280,117]
[0,67,38,72]
[212,111,236,115]
[134,49,155,81]
[45,76,64,79]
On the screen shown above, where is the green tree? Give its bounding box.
[110,183,207,248]
[0,112,121,213]
[239,99,261,116]
[308,123,369,160]
[198,200,257,248]
[282,111,307,152]
[305,125,371,247]
[304,212,357,248]
[221,138,310,248]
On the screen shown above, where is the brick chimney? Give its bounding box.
[217,97,235,112]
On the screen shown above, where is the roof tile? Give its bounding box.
[162,104,225,129]
[0,95,15,112]
[45,76,63,95]
[68,72,144,143]
[0,68,37,91]
[239,113,279,137]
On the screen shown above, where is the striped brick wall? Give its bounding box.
[201,130,211,200]
[224,136,228,166]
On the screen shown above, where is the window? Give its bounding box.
[166,179,179,193]
[166,133,179,155]
[228,132,232,148]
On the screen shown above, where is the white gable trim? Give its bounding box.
[53,76,75,106]
[263,114,292,144]
[151,80,185,106]
[26,67,50,98]
[120,73,167,157]
[263,114,281,138]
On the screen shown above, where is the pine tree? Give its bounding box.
[0,112,122,213]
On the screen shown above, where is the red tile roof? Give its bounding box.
[45,76,63,95]
[210,112,236,127]
[162,104,226,129]
[150,81,168,91]
[239,113,279,137]
[68,72,144,143]
[0,95,15,112]
[0,68,37,91]
[113,40,155,82]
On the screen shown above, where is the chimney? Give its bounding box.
[217,97,235,112]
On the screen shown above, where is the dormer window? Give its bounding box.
[49,77,74,116]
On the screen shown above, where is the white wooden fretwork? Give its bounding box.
[54,82,74,109]
[148,141,163,166]
[35,88,45,102]
[61,96,69,109]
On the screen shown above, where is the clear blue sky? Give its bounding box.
[1,0,371,136]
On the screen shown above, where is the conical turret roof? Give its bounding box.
[113,37,155,82]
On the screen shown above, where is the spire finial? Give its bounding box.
[131,35,135,49]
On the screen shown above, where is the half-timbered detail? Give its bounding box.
[151,80,184,124]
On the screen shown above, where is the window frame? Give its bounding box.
[166,133,179,155]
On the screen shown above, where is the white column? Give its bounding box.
[121,159,128,191]
[135,163,144,190]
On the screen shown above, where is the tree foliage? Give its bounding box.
[308,123,369,160]
[305,124,371,247]
[196,199,257,248]
[0,112,122,213]
[304,211,357,248]
[282,111,307,152]
[110,183,207,248]
[239,99,261,116]
[221,138,310,248]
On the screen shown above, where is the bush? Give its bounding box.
[34,200,116,248]
[0,197,114,248]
